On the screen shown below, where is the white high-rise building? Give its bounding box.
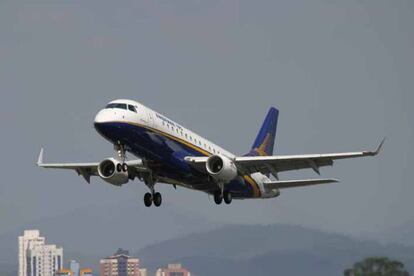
[18,230,63,276]
[27,244,63,276]
[18,230,45,276]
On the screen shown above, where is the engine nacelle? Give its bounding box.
[206,155,238,183]
[98,158,129,186]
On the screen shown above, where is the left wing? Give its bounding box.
[185,139,384,176]
[37,148,148,183]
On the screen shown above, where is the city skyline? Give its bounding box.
[17,229,192,276]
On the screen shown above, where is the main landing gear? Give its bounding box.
[144,192,162,207]
[214,190,232,205]
[143,172,162,207]
[114,142,161,207]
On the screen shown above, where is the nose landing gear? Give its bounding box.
[115,142,128,172]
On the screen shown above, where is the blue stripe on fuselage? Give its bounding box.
[94,121,257,198]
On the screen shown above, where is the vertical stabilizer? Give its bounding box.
[245,107,279,156]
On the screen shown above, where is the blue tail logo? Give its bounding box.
[245,107,279,156]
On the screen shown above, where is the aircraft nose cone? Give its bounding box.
[94,109,113,124]
[94,110,116,139]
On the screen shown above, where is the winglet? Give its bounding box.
[37,148,44,166]
[373,138,385,156]
[366,138,385,156]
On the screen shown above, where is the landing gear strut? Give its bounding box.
[115,142,126,162]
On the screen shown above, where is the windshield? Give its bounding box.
[128,105,137,113]
[105,103,127,110]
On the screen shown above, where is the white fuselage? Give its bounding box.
[94,99,276,198]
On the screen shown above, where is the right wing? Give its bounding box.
[264,178,338,189]
[235,139,384,176]
[37,148,148,183]
[185,139,384,177]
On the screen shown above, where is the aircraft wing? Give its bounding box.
[264,178,338,189]
[185,139,384,176]
[235,139,384,176]
[37,148,148,183]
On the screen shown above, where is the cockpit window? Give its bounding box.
[105,103,127,110]
[128,105,137,113]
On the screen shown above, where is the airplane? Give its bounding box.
[37,99,384,207]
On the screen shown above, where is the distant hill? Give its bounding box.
[367,220,414,247]
[136,224,414,276]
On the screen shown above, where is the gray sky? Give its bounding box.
[0,0,413,239]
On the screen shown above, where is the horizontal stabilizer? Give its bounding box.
[264,178,339,189]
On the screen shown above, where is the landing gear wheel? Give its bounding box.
[144,193,152,207]
[116,163,122,172]
[122,163,128,172]
[223,191,232,204]
[214,191,223,205]
[153,192,162,207]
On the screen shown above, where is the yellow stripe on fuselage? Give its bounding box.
[243,175,261,198]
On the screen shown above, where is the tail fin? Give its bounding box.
[245,107,279,156]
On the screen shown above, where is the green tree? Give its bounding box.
[344,257,410,276]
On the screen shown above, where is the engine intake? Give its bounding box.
[98,158,129,186]
[206,155,238,183]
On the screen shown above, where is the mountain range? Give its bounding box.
[137,224,414,276]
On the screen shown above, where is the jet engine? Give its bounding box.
[206,155,238,183]
[98,158,129,186]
